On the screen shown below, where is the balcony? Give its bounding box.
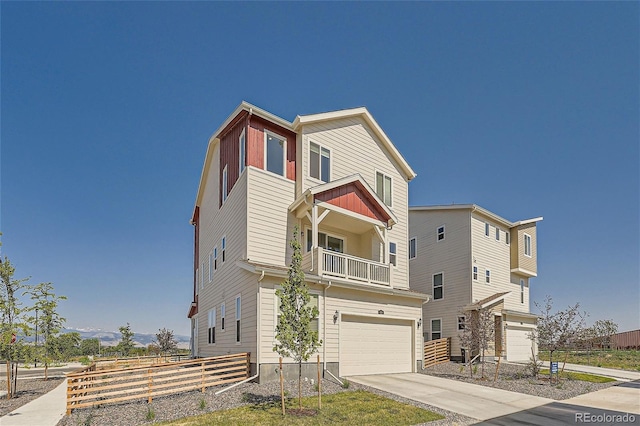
[302,247,390,286]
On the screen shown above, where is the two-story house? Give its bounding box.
[188,102,429,381]
[409,205,542,362]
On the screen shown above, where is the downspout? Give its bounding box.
[215,371,260,395]
[256,269,265,380]
[323,278,331,373]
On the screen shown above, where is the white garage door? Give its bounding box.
[506,327,535,361]
[340,315,413,376]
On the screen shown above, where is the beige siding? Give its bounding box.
[409,209,471,357]
[300,118,410,289]
[511,223,538,275]
[246,167,296,267]
[510,274,530,312]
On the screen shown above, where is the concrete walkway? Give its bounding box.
[0,380,67,426]
[349,373,553,421]
[564,380,640,414]
[560,363,640,381]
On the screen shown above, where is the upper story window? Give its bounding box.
[222,237,227,262]
[306,230,344,253]
[239,129,246,174]
[433,273,443,300]
[309,142,330,183]
[485,269,491,284]
[389,242,397,267]
[437,225,445,241]
[235,295,242,343]
[473,266,478,281]
[495,227,500,241]
[221,302,226,331]
[485,223,490,237]
[409,237,417,260]
[214,247,218,270]
[458,316,465,330]
[375,171,392,207]
[222,165,228,203]
[524,233,532,257]
[265,131,286,177]
[506,231,510,245]
[520,279,525,304]
[208,308,216,344]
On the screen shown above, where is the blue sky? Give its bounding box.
[1,2,638,336]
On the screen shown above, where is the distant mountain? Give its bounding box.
[60,327,191,350]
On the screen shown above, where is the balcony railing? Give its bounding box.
[305,247,390,286]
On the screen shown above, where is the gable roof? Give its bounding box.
[465,291,511,310]
[409,204,543,229]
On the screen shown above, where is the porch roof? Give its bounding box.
[465,291,511,310]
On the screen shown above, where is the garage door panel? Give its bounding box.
[507,327,535,362]
[340,316,412,376]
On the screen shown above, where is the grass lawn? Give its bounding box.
[538,369,616,383]
[160,390,444,426]
[538,350,640,372]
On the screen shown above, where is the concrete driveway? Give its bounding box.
[348,373,553,421]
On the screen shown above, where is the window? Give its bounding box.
[524,233,532,257]
[437,225,445,241]
[235,295,241,343]
[458,316,465,331]
[520,279,525,304]
[221,302,226,331]
[485,223,490,236]
[431,319,442,340]
[222,237,226,263]
[506,231,510,245]
[276,293,319,333]
[309,142,330,183]
[495,227,500,241]
[433,273,443,300]
[485,269,491,284]
[473,266,478,281]
[389,242,397,267]
[375,171,392,206]
[265,131,286,176]
[306,230,344,253]
[208,308,216,344]
[239,129,246,174]
[214,247,218,270]
[222,165,228,203]
[409,237,417,260]
[208,252,213,282]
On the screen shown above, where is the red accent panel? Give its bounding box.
[247,116,296,180]
[315,182,390,223]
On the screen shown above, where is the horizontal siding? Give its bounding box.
[246,167,296,267]
[515,224,538,274]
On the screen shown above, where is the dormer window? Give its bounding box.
[309,142,330,183]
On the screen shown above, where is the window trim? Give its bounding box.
[308,140,331,183]
[485,222,490,237]
[239,129,246,175]
[458,316,465,331]
[389,241,397,267]
[221,236,227,263]
[221,302,226,331]
[472,266,478,281]
[506,231,510,245]
[430,318,442,340]
[304,227,347,253]
[235,294,241,344]
[437,225,445,242]
[264,130,287,177]
[214,247,218,270]
[433,272,444,300]
[524,233,532,257]
[222,164,228,203]
[495,227,500,241]
[409,237,417,260]
[485,269,491,284]
[375,170,393,207]
[208,308,216,345]
[520,279,525,304]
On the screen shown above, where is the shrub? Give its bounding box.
[341,379,350,389]
[199,398,206,410]
[145,406,155,421]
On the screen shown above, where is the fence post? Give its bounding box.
[246,352,251,378]
[147,368,153,403]
[66,377,72,415]
[317,355,321,409]
[201,360,205,393]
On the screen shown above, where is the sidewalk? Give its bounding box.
[559,363,640,381]
[0,380,67,426]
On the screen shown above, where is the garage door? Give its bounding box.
[506,327,535,361]
[340,315,413,376]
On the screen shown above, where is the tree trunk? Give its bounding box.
[298,360,302,409]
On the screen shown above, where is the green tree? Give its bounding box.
[26,282,67,380]
[273,226,322,409]
[80,338,100,356]
[154,328,177,358]
[592,319,618,349]
[53,332,82,361]
[117,323,135,356]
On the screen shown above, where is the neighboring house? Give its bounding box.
[188,101,429,381]
[409,205,542,362]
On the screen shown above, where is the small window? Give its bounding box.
[495,227,500,241]
[409,237,417,260]
[265,131,286,176]
[431,319,442,340]
[208,308,216,344]
[437,225,445,242]
[222,165,228,203]
[221,302,226,331]
[520,279,525,304]
[214,247,218,270]
[485,223,490,236]
[309,142,330,183]
[506,231,510,245]
[458,316,465,331]
[485,269,491,284]
[433,273,443,300]
[389,242,397,266]
[524,233,532,257]
[473,266,478,281]
[222,237,226,263]
[208,252,213,282]
[235,295,241,343]
[375,171,392,207]
[239,129,246,174]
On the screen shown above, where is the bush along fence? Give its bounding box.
[66,352,250,414]
[424,337,450,368]
[94,354,189,370]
